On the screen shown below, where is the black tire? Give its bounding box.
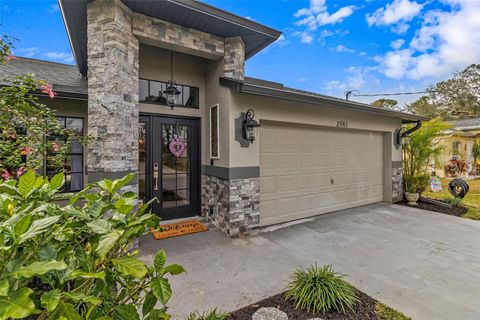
[448,178,469,199]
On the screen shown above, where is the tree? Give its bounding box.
[408,64,480,120]
[371,98,398,110]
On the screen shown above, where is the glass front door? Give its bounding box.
[139,115,200,220]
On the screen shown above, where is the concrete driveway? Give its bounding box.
[139,203,480,320]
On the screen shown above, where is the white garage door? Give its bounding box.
[260,122,384,226]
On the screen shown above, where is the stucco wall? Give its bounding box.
[228,92,403,168]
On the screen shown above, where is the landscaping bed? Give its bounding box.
[229,289,408,320]
[396,198,468,217]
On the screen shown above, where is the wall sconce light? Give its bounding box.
[242,109,260,143]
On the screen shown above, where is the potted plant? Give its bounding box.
[404,174,430,205]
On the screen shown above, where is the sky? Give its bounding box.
[1,0,479,107]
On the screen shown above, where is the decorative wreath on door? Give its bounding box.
[168,135,187,158]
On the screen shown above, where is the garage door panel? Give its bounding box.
[260,123,384,226]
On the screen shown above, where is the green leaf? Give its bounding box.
[67,270,105,281]
[18,216,60,243]
[111,173,135,194]
[0,279,9,296]
[142,291,157,316]
[151,278,172,305]
[63,292,102,305]
[153,250,167,272]
[113,304,140,320]
[162,264,186,276]
[0,184,22,197]
[147,309,170,320]
[51,301,82,320]
[41,289,61,312]
[38,244,58,261]
[96,230,123,259]
[12,260,67,279]
[13,214,32,237]
[18,170,36,197]
[111,256,147,279]
[0,288,39,319]
[114,198,134,215]
[87,219,112,234]
[49,173,65,190]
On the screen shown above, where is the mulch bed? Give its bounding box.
[229,289,378,320]
[396,198,468,217]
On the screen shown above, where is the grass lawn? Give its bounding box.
[423,178,480,220]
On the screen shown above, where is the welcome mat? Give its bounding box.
[150,220,208,240]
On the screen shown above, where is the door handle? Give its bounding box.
[153,163,159,191]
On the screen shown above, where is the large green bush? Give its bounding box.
[0,171,184,319]
[285,264,358,314]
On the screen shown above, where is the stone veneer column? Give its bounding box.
[223,37,245,81]
[202,175,260,237]
[392,161,404,202]
[87,0,139,189]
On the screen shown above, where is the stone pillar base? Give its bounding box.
[202,175,259,237]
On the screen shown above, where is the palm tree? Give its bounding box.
[471,139,480,174]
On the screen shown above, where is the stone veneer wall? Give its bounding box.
[202,175,260,237]
[87,0,139,189]
[392,161,403,202]
[132,13,225,59]
[224,37,245,81]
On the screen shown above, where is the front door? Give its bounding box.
[139,115,200,220]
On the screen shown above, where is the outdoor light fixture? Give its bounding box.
[163,51,180,109]
[242,109,260,143]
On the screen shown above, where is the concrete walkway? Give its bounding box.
[139,203,480,320]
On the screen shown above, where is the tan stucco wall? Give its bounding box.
[227,91,403,168]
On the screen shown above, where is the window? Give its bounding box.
[452,141,461,160]
[46,117,84,192]
[139,78,199,108]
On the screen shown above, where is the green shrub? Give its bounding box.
[285,264,358,314]
[186,309,229,320]
[404,174,430,194]
[0,171,184,319]
[442,196,463,207]
[375,302,411,320]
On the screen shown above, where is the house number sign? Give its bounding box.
[336,120,348,128]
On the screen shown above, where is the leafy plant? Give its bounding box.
[186,309,229,320]
[375,302,411,320]
[402,119,449,193]
[0,33,88,180]
[403,174,430,194]
[0,171,184,319]
[442,196,464,207]
[471,139,480,174]
[445,159,468,177]
[285,264,358,314]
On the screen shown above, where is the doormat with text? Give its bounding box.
[150,220,208,240]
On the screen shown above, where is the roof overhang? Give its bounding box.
[58,0,282,76]
[220,77,428,123]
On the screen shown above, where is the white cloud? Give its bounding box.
[378,0,480,80]
[14,47,38,58]
[48,3,59,13]
[324,80,346,91]
[44,52,74,63]
[294,31,314,44]
[366,0,423,33]
[299,77,308,82]
[335,44,355,53]
[294,0,356,44]
[390,39,405,49]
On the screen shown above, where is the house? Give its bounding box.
[1,0,425,237]
[434,118,480,177]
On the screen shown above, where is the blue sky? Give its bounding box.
[1,0,479,107]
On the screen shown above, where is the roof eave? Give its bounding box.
[220,77,427,122]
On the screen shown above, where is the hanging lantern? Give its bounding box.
[163,51,180,109]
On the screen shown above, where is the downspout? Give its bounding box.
[394,120,422,149]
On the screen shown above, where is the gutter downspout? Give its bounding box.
[394,120,422,149]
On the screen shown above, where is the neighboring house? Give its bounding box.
[0,0,425,237]
[435,118,480,178]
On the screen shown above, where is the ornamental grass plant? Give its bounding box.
[285,264,358,314]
